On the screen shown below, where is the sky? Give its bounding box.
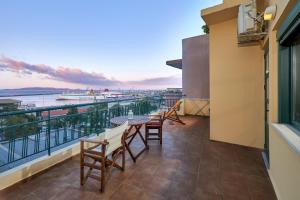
[0,0,221,90]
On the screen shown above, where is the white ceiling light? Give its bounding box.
[264,5,277,21]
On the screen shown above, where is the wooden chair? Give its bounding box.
[145,114,163,148]
[163,100,185,125]
[80,122,128,192]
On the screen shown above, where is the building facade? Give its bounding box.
[202,0,300,199]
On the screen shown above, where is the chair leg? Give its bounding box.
[80,142,84,186]
[159,127,162,145]
[100,145,106,192]
[122,146,125,171]
[100,157,105,192]
[145,127,149,149]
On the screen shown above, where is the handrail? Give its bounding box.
[0,96,164,171]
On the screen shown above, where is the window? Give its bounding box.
[278,1,300,134]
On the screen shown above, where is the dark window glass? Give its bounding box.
[292,35,300,126]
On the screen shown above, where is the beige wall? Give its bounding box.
[0,135,106,190]
[182,35,209,99]
[0,142,81,190]
[269,125,300,200]
[209,18,264,149]
[184,98,209,116]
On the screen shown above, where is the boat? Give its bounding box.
[101,91,125,99]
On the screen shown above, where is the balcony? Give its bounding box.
[0,114,277,199]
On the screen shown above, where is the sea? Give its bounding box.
[0,88,158,108]
[0,94,96,107]
[0,88,103,107]
[0,94,98,107]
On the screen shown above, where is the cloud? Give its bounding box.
[127,76,181,86]
[0,56,120,86]
[0,56,181,88]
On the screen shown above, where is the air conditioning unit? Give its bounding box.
[237,0,267,46]
[238,3,256,34]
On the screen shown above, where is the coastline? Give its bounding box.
[0,92,61,97]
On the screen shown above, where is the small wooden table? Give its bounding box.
[110,115,150,162]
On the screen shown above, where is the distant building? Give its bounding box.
[165,88,182,93]
[0,99,21,112]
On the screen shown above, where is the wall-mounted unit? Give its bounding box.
[237,0,267,46]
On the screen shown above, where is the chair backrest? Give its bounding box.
[165,100,182,115]
[105,122,129,155]
[149,114,162,120]
[148,114,163,126]
[172,100,182,110]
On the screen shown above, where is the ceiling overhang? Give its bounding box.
[166,59,182,69]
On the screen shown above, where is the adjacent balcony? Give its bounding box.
[0,106,277,199]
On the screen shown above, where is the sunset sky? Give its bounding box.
[0,0,221,89]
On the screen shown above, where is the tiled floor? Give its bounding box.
[0,116,277,200]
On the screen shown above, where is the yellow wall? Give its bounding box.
[268,30,278,123]
[201,0,250,25]
[223,0,250,6]
[209,19,264,148]
[268,0,298,30]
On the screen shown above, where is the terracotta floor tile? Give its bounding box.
[0,116,277,200]
[109,183,143,200]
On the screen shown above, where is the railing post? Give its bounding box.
[47,110,51,156]
[117,100,120,116]
[104,110,108,128]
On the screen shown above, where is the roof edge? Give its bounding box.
[201,1,251,25]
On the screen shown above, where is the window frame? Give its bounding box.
[291,36,300,129]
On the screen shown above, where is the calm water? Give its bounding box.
[0,94,95,107]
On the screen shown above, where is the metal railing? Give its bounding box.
[161,93,184,109]
[0,97,162,169]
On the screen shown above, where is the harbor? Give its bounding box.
[0,89,161,108]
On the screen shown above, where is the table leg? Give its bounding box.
[127,130,138,146]
[137,129,147,146]
[125,125,147,162]
[125,141,136,162]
